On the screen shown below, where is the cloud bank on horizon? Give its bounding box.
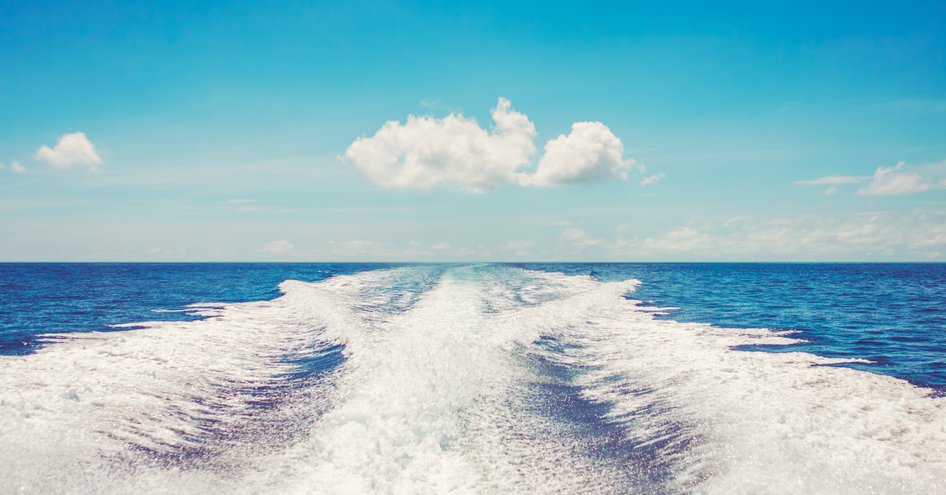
[344,98,662,192]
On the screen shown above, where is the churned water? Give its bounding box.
[1,263,944,494]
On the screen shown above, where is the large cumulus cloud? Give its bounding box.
[525,121,631,186]
[344,98,646,192]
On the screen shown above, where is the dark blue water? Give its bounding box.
[2,263,944,391]
[517,263,946,392]
[0,263,400,355]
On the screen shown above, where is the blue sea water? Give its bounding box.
[0,263,397,354]
[2,262,943,390]
[1,262,945,493]
[517,263,946,391]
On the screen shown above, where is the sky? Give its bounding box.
[1,0,945,261]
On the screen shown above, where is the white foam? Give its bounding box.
[501,272,946,494]
[0,267,435,493]
[244,266,632,494]
[1,265,944,494]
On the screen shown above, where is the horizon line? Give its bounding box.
[1,260,944,264]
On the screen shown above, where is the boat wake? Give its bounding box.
[1,265,944,494]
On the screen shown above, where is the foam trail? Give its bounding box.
[0,265,944,494]
[250,267,630,494]
[0,267,441,493]
[497,269,946,494]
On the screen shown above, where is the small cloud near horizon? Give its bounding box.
[795,175,871,186]
[858,161,938,196]
[35,132,103,172]
[559,227,602,250]
[0,161,26,174]
[795,160,946,196]
[640,172,665,186]
[260,239,295,254]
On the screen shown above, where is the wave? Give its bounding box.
[0,265,943,494]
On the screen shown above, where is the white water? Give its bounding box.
[1,266,944,494]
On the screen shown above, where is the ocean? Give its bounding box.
[1,263,944,493]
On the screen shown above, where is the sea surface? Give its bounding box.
[1,263,944,494]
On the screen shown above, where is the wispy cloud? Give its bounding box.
[796,160,946,196]
[218,199,295,213]
[0,161,26,174]
[795,175,870,186]
[612,211,946,260]
[559,227,601,251]
[640,172,666,186]
[794,174,870,195]
[858,161,938,196]
[259,239,295,254]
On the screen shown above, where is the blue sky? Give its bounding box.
[1,1,945,261]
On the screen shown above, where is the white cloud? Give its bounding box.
[0,161,25,174]
[526,122,632,186]
[611,211,946,260]
[640,172,665,186]
[34,132,103,171]
[345,98,536,192]
[794,174,870,195]
[797,161,946,196]
[859,161,933,196]
[559,227,601,251]
[345,98,650,192]
[795,175,870,186]
[260,239,295,254]
[634,226,715,255]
